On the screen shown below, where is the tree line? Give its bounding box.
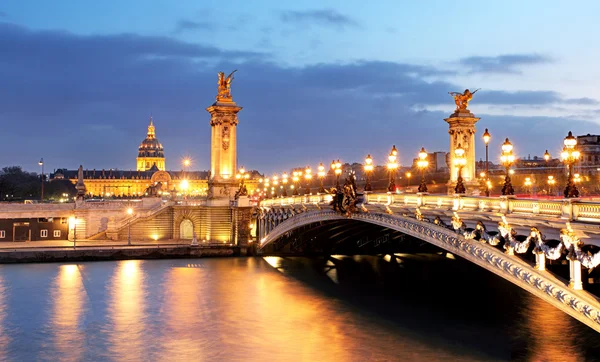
[0,166,75,202]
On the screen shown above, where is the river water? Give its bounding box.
[0,255,598,361]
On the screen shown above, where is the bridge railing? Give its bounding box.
[259,192,600,223]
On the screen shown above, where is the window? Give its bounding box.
[41,229,48,238]
[0,231,4,238]
[53,230,61,238]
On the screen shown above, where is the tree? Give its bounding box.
[0,166,41,201]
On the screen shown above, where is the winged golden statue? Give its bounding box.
[448,88,479,112]
[217,70,237,101]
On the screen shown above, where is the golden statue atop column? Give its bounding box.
[445,88,481,194]
[216,70,237,102]
[207,70,243,205]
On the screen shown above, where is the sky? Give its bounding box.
[1,0,600,174]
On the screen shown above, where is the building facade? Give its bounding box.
[51,118,259,198]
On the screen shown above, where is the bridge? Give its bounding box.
[257,192,600,333]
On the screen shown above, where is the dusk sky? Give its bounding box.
[1,1,600,174]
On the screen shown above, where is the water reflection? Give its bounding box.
[158,266,205,361]
[50,264,86,361]
[0,272,8,357]
[107,260,148,359]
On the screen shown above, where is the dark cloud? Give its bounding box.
[0,23,593,174]
[173,19,213,34]
[459,54,552,74]
[280,9,359,29]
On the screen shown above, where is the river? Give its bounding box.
[0,255,598,361]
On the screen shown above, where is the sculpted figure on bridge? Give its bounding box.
[217,70,237,101]
[448,88,479,112]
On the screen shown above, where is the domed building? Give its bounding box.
[137,117,165,171]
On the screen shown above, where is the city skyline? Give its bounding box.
[1,1,600,174]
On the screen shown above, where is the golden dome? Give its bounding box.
[138,117,164,158]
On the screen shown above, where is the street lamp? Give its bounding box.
[406,172,411,187]
[127,207,134,245]
[38,158,44,202]
[272,174,279,197]
[317,163,326,193]
[417,147,429,193]
[331,160,342,188]
[182,158,191,179]
[482,128,491,196]
[304,166,313,195]
[547,175,556,196]
[387,145,398,193]
[69,216,78,248]
[282,172,289,197]
[524,177,533,197]
[364,155,373,192]
[561,131,581,198]
[292,171,300,196]
[500,138,515,196]
[454,143,466,194]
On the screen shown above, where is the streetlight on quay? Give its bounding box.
[417,147,429,193]
[292,171,301,196]
[454,143,466,194]
[304,166,313,195]
[127,207,134,245]
[331,160,342,188]
[317,163,326,193]
[363,155,373,192]
[544,150,551,175]
[561,131,581,198]
[387,145,398,193]
[482,128,491,196]
[547,175,556,197]
[38,158,44,202]
[500,138,515,196]
[282,172,289,197]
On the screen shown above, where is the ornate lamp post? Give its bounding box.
[38,158,44,202]
[561,131,581,198]
[482,128,491,196]
[544,150,551,175]
[272,174,279,197]
[363,155,373,192]
[331,160,342,188]
[387,145,398,193]
[547,175,556,196]
[524,177,532,197]
[282,172,289,197]
[304,166,313,195]
[500,138,515,196]
[417,147,429,193]
[317,163,326,193]
[454,144,466,194]
[263,177,270,199]
[292,171,300,196]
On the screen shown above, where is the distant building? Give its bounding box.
[577,134,600,175]
[51,118,258,198]
[412,151,448,172]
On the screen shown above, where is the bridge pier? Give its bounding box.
[569,258,583,290]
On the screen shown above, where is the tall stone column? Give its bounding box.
[206,70,242,205]
[445,89,481,194]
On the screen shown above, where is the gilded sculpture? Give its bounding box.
[217,70,237,101]
[448,88,479,112]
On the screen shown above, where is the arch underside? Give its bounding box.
[260,210,600,333]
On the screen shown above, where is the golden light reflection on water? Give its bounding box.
[108,260,147,359]
[50,264,86,361]
[158,267,206,361]
[520,294,583,362]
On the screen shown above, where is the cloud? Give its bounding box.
[459,54,553,74]
[173,19,213,34]
[280,9,359,29]
[0,22,594,174]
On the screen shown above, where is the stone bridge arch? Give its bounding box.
[258,208,600,333]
